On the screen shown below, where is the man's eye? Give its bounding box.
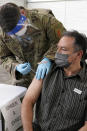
[62,48,67,51]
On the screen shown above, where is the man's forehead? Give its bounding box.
[58,36,75,48]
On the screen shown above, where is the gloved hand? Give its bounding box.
[16,62,31,75]
[36,58,51,80]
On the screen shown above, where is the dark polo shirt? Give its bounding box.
[35,63,87,131]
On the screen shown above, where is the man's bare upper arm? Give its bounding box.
[24,77,43,105]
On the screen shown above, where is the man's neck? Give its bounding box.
[64,63,82,77]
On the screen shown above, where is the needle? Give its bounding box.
[31,68,36,74]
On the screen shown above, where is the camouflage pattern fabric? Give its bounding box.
[0,9,66,88]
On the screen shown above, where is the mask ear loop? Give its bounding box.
[27,18,39,30]
[15,24,28,37]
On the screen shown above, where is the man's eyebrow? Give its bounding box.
[57,45,67,48]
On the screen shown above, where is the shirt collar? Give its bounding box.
[64,62,86,81]
[54,62,86,81]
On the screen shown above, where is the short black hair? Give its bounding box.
[0,3,20,32]
[19,6,25,10]
[62,30,87,60]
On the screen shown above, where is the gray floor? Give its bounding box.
[0,65,12,84]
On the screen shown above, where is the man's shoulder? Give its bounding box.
[26,8,55,22]
[26,8,55,27]
[49,63,62,74]
[26,8,54,16]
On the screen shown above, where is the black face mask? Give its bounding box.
[55,52,71,68]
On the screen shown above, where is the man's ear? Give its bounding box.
[78,50,83,59]
[20,10,26,16]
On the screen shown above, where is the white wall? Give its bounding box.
[27,0,87,36]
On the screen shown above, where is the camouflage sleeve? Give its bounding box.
[0,37,19,79]
[41,14,66,60]
[32,8,55,16]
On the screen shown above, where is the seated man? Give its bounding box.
[21,30,87,131]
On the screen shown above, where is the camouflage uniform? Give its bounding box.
[0,9,66,88]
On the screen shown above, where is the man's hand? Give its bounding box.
[16,62,31,75]
[36,58,51,80]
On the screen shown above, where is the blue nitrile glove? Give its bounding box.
[36,58,51,80]
[16,62,31,75]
